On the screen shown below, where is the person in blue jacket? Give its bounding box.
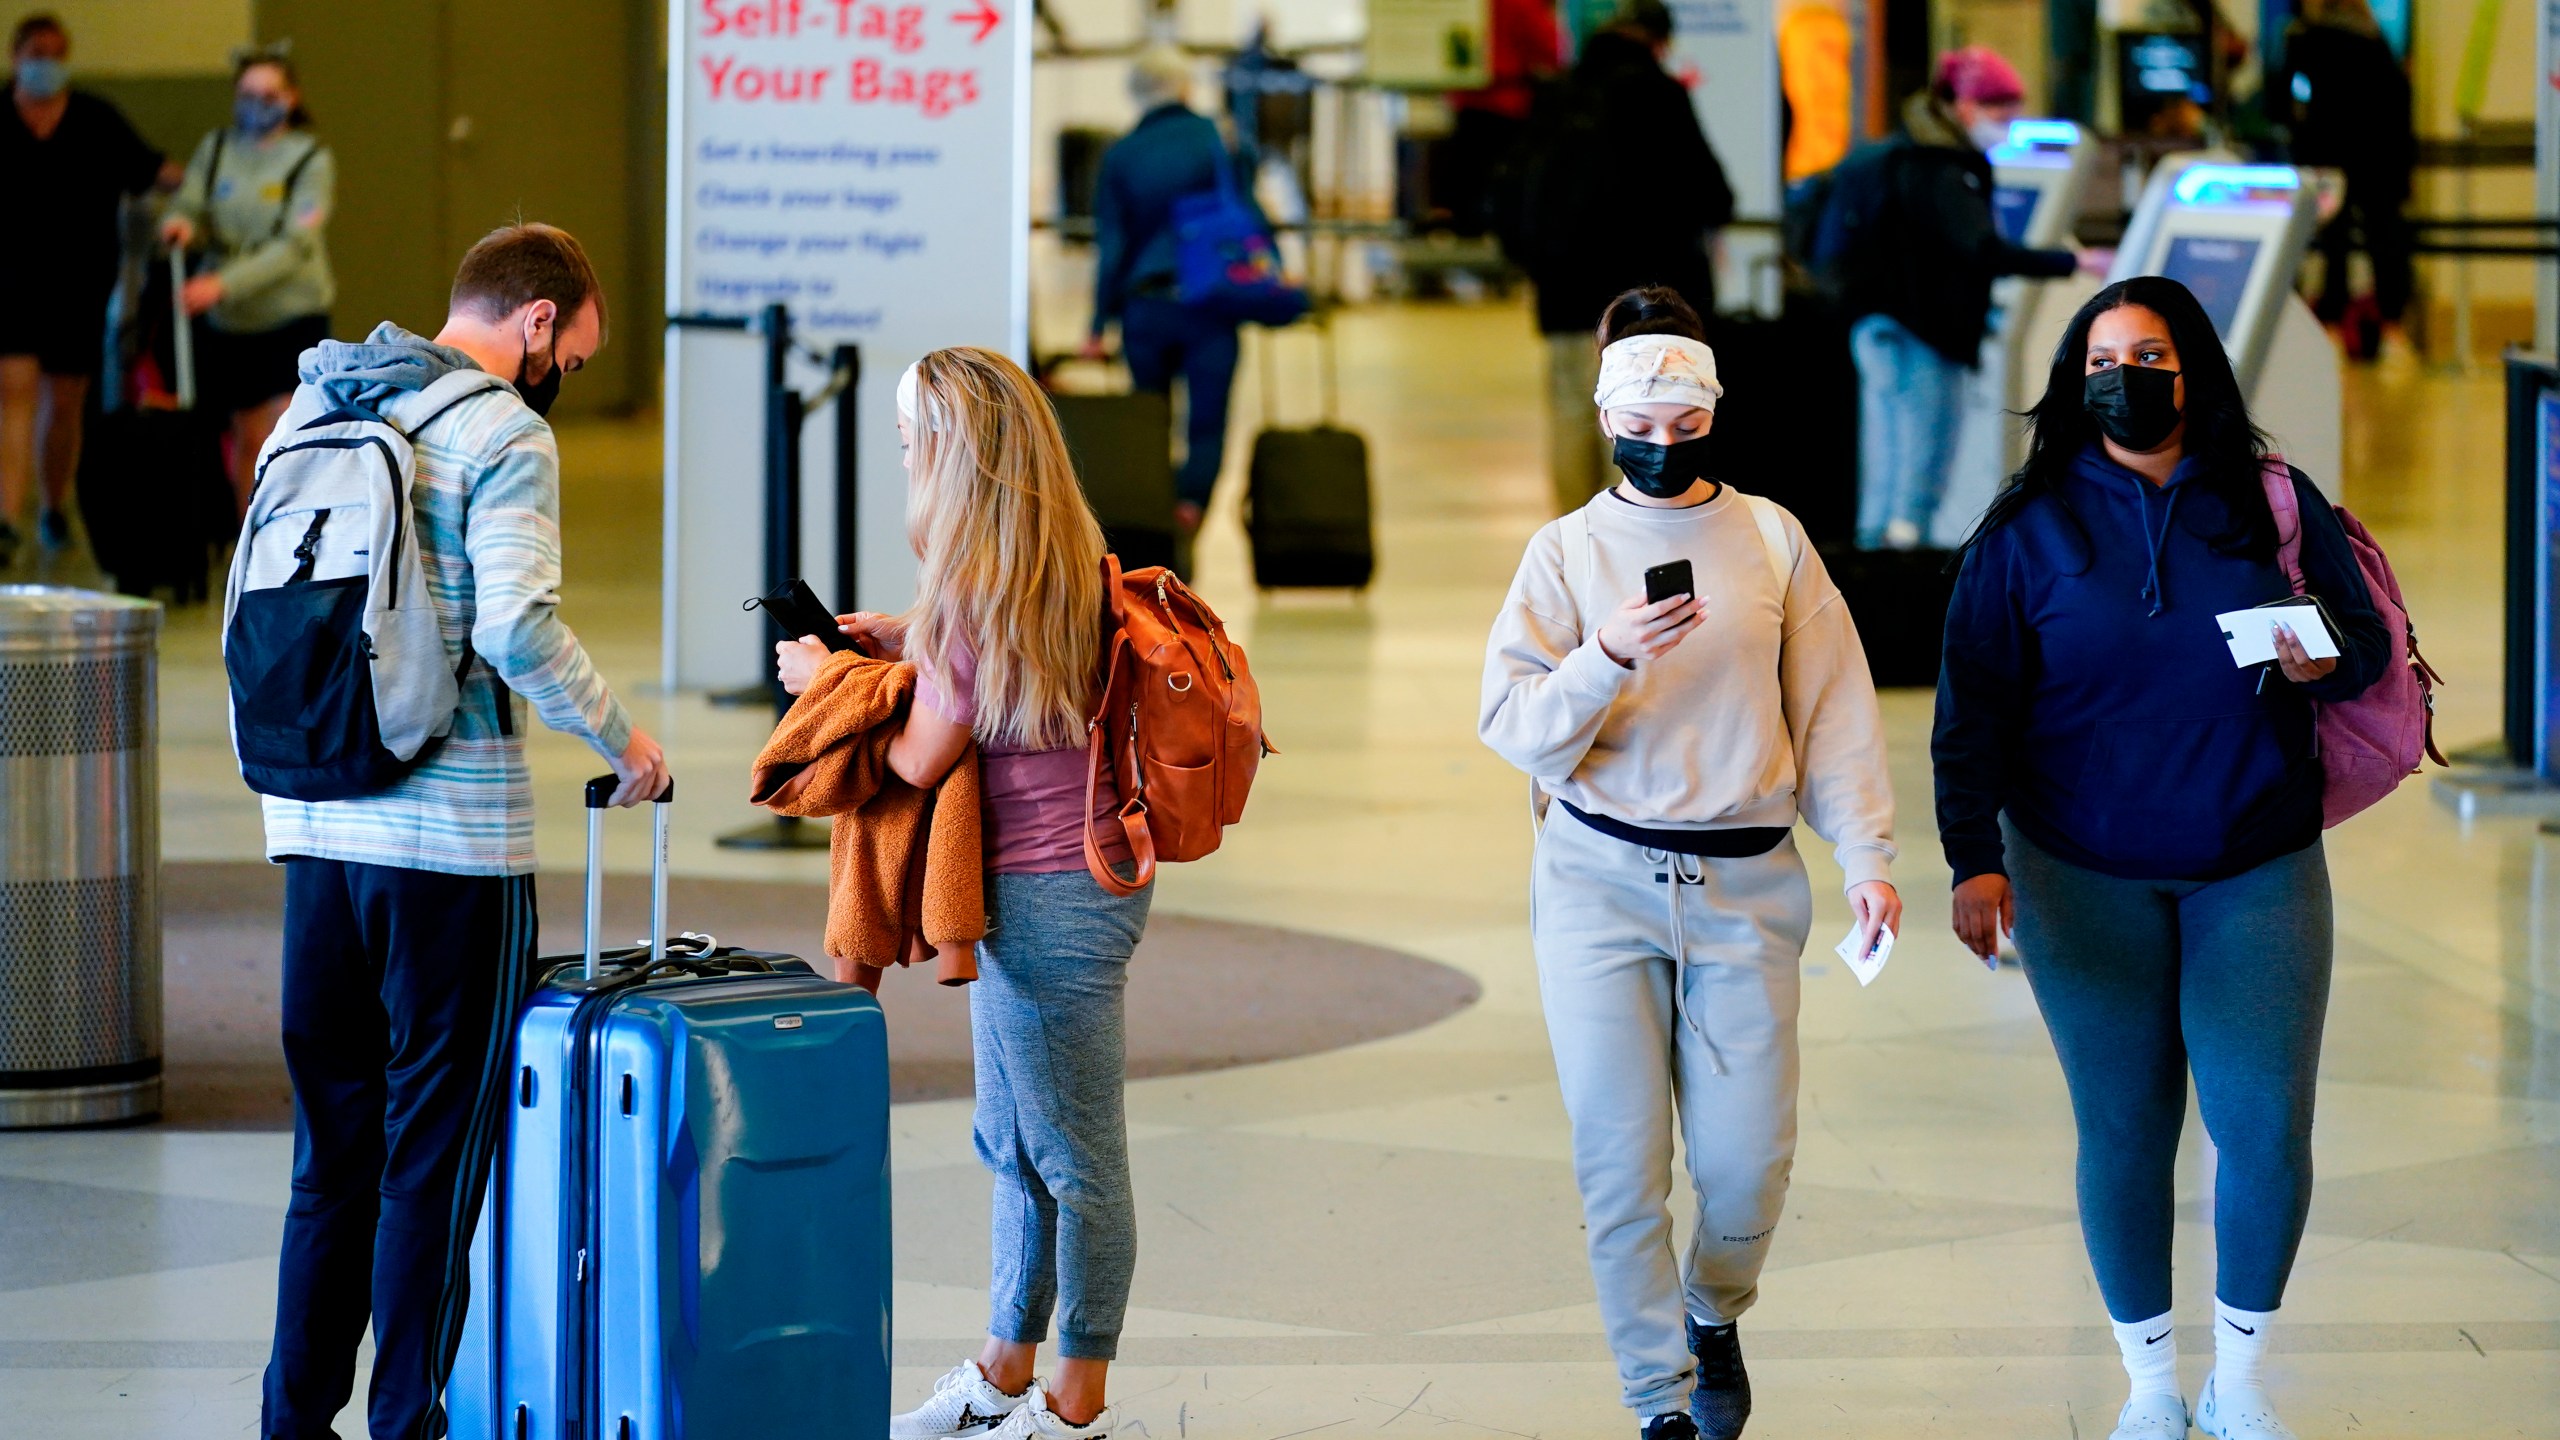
[1932,276,2387,1440]
[1083,46,1253,536]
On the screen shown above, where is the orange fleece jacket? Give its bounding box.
[748,651,985,990]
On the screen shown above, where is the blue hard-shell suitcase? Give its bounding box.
[445,777,891,1440]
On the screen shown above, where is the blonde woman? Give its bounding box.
[777,346,1141,1440]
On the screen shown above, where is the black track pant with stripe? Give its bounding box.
[262,860,535,1440]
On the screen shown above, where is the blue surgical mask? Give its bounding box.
[234,95,290,138]
[15,57,68,100]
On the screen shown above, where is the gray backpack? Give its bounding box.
[221,371,507,800]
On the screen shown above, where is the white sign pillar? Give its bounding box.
[1667,0,1782,317]
[663,0,1032,691]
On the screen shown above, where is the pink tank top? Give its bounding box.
[916,643,1131,875]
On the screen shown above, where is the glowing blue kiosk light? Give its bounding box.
[2169,164,2303,207]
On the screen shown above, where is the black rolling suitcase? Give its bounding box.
[1040,357,1180,574]
[79,248,233,602]
[1246,318,1375,588]
[1706,299,1858,548]
[1819,544,1958,688]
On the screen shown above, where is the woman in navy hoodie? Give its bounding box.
[1932,276,2386,1440]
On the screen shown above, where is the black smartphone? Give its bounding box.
[1644,559,1696,606]
[745,579,858,652]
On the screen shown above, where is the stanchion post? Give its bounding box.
[833,343,862,614]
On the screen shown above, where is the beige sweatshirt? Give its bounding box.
[1478,488,1897,891]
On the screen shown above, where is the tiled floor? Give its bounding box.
[3,301,2555,1438]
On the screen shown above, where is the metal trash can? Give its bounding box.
[0,586,161,1127]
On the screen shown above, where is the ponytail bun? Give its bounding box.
[1595,286,1705,351]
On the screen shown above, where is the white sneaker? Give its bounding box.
[987,1384,1120,1440]
[2194,1372,2293,1440]
[2108,1391,2190,1440]
[891,1360,1031,1440]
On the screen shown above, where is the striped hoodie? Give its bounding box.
[255,324,634,876]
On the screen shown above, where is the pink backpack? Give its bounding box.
[2261,460,2445,826]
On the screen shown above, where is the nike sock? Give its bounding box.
[2110,1311,2181,1399]
[2214,1299,2275,1391]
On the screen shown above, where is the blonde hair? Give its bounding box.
[902,347,1107,751]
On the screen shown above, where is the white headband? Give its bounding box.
[1593,334,1722,414]
[895,360,927,430]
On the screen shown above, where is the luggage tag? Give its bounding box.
[1834,923,1894,987]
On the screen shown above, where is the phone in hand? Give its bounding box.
[1644,559,1697,607]
[745,579,858,653]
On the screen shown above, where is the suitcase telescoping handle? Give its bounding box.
[583,775,676,980]
[168,250,196,411]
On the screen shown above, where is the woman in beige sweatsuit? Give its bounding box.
[1479,288,1898,1440]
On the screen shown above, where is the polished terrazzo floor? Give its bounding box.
[1,301,2554,1438]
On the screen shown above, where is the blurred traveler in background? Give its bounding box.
[1820,46,2095,550]
[1,12,170,562]
[1443,0,1560,236]
[254,223,667,1440]
[1508,0,1732,515]
[1935,278,2387,1440]
[161,41,334,512]
[2278,0,2415,362]
[1483,287,1896,1440]
[1084,46,1248,538]
[1775,0,1851,183]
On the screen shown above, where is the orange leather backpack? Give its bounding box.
[1081,557,1270,894]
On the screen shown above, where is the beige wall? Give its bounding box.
[245,0,660,414]
[32,0,249,75]
[2411,0,2540,340]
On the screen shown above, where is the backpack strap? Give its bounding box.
[2259,454,2307,596]
[1561,504,1594,631]
[1082,553,1152,897]
[393,371,511,439]
[1740,492,1795,599]
[270,140,319,241]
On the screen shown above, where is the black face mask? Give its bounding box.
[2083,364,2182,451]
[515,335,564,418]
[1611,433,1714,499]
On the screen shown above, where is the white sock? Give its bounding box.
[2214,1299,2275,1391]
[2110,1311,2181,1399]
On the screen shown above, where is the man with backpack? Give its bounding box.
[1816,47,2095,550]
[1505,0,1733,515]
[230,222,668,1440]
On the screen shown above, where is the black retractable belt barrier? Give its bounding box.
[667,307,861,851]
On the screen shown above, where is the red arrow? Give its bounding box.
[953,0,999,43]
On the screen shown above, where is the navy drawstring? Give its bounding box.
[2138,484,2183,618]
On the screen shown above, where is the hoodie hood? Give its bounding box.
[297,322,484,416]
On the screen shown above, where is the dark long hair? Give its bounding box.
[1596,285,1705,348]
[1970,276,2272,559]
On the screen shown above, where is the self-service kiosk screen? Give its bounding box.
[2161,236,2261,339]
[1993,186,2038,245]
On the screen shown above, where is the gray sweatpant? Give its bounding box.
[1531,809,1813,1418]
[971,869,1153,1360]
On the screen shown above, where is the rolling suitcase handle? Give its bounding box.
[583,775,676,980]
[168,250,196,412]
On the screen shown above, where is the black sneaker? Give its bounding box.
[1640,1413,1699,1440]
[1686,1315,1751,1440]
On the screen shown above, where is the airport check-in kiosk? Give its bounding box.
[2106,162,2341,494]
[1936,120,2097,546]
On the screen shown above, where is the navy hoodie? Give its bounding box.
[1933,445,2389,885]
